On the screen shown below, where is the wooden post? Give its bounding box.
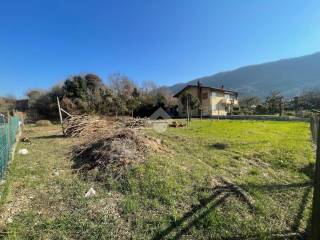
[20,113,24,131]
[294,97,299,116]
[310,114,320,240]
[7,111,10,124]
[57,97,65,136]
[186,97,190,123]
[7,111,11,146]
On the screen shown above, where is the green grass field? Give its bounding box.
[0,120,314,239]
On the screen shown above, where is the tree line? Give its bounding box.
[0,96,16,113]
[25,73,177,120]
[239,90,320,117]
[2,76,320,119]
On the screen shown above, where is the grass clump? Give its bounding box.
[211,142,229,150]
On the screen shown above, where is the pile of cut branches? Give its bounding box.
[123,118,149,129]
[72,128,162,180]
[169,121,187,128]
[64,115,113,137]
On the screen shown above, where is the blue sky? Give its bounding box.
[0,0,320,97]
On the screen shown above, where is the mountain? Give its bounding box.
[167,52,320,98]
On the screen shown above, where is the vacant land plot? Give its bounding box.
[0,120,314,239]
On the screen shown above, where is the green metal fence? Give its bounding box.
[0,116,20,179]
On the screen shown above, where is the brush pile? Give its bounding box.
[64,115,113,137]
[65,114,164,180]
[168,121,187,128]
[72,128,162,179]
[123,118,149,128]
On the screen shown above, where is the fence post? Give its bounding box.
[310,113,320,239]
[57,97,65,136]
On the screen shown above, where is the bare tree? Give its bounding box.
[0,96,16,113]
[141,80,157,93]
[108,73,136,116]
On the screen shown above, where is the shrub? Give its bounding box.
[36,120,52,126]
[255,104,267,115]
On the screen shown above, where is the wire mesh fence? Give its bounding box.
[0,116,20,180]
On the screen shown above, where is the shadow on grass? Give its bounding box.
[219,231,305,240]
[292,187,312,232]
[152,188,230,240]
[300,162,315,180]
[238,181,312,193]
[153,180,259,240]
[234,181,312,240]
[154,180,313,240]
[32,134,64,139]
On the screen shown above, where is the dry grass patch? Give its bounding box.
[35,120,52,126]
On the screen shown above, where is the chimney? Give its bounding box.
[221,85,224,89]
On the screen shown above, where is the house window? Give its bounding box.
[202,93,208,100]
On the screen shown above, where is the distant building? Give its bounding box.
[173,82,238,117]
